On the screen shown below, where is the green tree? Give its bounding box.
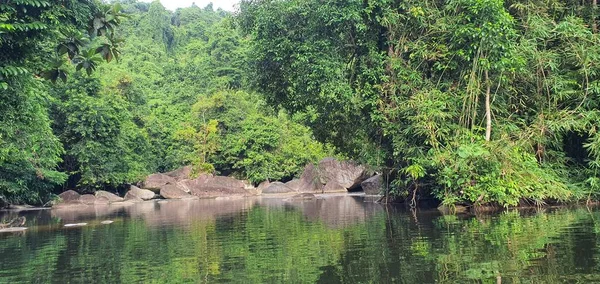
[0,0,124,204]
[239,0,600,206]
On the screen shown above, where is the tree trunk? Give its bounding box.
[594,0,598,33]
[485,69,492,141]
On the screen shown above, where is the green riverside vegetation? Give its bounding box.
[1,0,599,208]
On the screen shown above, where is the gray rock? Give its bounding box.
[296,158,370,192]
[189,176,252,198]
[361,174,383,195]
[262,182,296,194]
[142,173,176,192]
[127,186,156,200]
[322,180,347,193]
[256,181,271,193]
[160,184,191,199]
[285,179,301,191]
[298,163,323,192]
[79,194,97,205]
[165,166,193,181]
[95,191,124,203]
[318,158,369,190]
[177,174,212,193]
[95,196,110,205]
[124,191,144,202]
[58,190,81,204]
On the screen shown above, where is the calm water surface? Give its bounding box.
[1,194,600,283]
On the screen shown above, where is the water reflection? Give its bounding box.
[2,195,600,283]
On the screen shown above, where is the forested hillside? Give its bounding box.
[2,0,600,208]
[0,0,332,205]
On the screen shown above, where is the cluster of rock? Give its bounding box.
[259,158,384,195]
[142,166,257,200]
[55,188,148,207]
[53,158,385,207]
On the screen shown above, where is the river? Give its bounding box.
[1,194,599,283]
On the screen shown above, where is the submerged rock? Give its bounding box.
[64,223,88,227]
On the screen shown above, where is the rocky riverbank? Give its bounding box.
[52,158,385,208]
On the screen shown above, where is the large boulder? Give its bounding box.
[58,190,81,204]
[256,181,271,194]
[189,176,253,198]
[322,180,347,193]
[124,191,144,202]
[95,191,124,203]
[361,174,383,195]
[160,184,192,199]
[318,158,369,190]
[127,186,156,200]
[165,166,193,181]
[296,158,370,193]
[79,194,97,205]
[298,163,323,192]
[285,179,301,191]
[142,173,176,192]
[95,196,110,205]
[262,182,296,194]
[178,174,212,193]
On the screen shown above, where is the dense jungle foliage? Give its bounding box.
[0,0,331,205]
[239,0,600,207]
[1,0,599,207]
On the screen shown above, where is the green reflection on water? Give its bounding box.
[2,203,600,283]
